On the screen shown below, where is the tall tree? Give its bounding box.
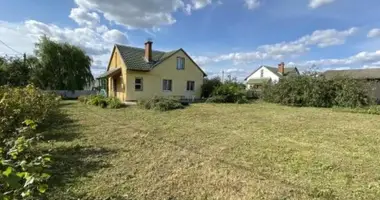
[0,56,30,87]
[34,36,94,90]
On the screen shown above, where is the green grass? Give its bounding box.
[44,101,380,199]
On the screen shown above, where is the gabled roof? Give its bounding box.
[322,68,380,80]
[244,65,299,80]
[114,44,206,76]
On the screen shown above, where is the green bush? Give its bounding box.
[209,83,248,103]
[106,97,123,109]
[137,96,184,111]
[201,77,222,98]
[80,95,123,109]
[262,76,372,108]
[0,85,58,199]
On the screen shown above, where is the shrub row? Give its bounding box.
[137,96,184,111]
[205,83,249,104]
[79,95,123,109]
[262,76,373,108]
[0,85,60,199]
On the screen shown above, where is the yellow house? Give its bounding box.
[98,41,207,101]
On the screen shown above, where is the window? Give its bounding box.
[135,77,143,91]
[163,79,172,91]
[186,81,195,91]
[260,69,264,78]
[177,57,185,70]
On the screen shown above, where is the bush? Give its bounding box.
[137,96,184,111]
[201,77,222,98]
[80,95,123,109]
[209,83,248,103]
[0,85,58,199]
[106,97,123,109]
[262,76,372,108]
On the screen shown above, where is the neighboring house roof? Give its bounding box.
[323,68,380,80]
[113,44,207,76]
[244,65,299,80]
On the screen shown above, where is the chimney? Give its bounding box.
[144,40,153,62]
[278,62,285,74]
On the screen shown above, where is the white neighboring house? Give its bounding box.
[244,62,299,89]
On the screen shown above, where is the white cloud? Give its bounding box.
[309,0,336,9]
[368,28,380,38]
[292,50,380,69]
[298,28,357,47]
[0,20,129,76]
[69,7,100,28]
[194,27,357,66]
[245,0,260,10]
[73,0,217,29]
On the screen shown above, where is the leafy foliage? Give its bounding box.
[79,95,123,109]
[201,77,222,98]
[137,96,185,111]
[0,85,59,199]
[262,76,373,108]
[206,83,248,104]
[0,56,31,87]
[34,36,94,90]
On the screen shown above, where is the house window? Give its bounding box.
[186,81,195,91]
[163,79,172,91]
[177,57,185,70]
[135,77,143,91]
[260,69,264,78]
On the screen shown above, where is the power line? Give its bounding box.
[0,39,23,55]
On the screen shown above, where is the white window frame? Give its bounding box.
[176,57,185,70]
[186,81,195,91]
[162,79,172,91]
[260,69,264,78]
[135,77,143,91]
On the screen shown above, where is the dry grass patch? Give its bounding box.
[46,101,380,199]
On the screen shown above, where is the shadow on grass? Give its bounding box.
[40,106,116,199]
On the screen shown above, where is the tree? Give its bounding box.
[201,77,222,98]
[34,36,94,90]
[0,56,30,87]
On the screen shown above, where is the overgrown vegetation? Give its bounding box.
[0,85,60,199]
[137,96,185,111]
[262,76,373,108]
[79,95,123,109]
[203,80,249,104]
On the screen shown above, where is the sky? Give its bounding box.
[0,0,380,80]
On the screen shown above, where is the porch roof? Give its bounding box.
[247,78,271,84]
[97,68,121,79]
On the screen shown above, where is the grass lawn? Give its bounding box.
[44,101,380,199]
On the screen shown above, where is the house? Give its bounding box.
[97,41,207,101]
[244,62,299,89]
[323,68,380,101]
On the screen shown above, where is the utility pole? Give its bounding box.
[221,70,225,83]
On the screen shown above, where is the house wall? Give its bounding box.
[107,47,127,101]
[245,66,280,89]
[126,50,204,101]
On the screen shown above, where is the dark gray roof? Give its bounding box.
[244,65,299,80]
[323,68,380,80]
[115,44,178,71]
[114,44,206,76]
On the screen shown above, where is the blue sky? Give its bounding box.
[1,0,380,80]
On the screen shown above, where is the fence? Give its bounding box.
[48,90,97,99]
